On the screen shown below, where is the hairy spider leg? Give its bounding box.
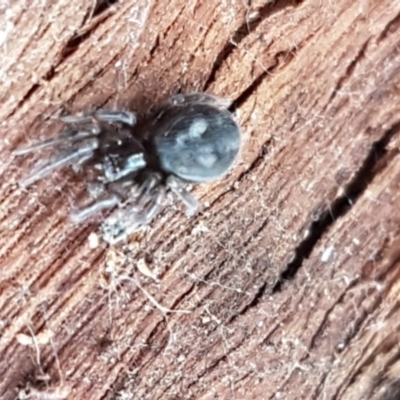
[95,109,137,125]
[69,153,149,223]
[103,153,146,183]
[102,189,166,244]
[70,193,121,223]
[71,152,97,173]
[141,185,166,223]
[60,109,136,126]
[166,175,198,215]
[19,138,99,187]
[71,171,164,234]
[101,173,166,243]
[133,173,166,223]
[104,173,197,244]
[167,92,232,110]
[133,172,162,206]
[15,109,135,157]
[13,127,101,155]
[16,108,138,187]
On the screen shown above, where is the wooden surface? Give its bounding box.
[1,0,400,399]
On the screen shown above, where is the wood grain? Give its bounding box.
[0,0,400,399]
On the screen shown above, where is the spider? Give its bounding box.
[14,93,241,243]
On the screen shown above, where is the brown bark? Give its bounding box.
[1,0,400,399]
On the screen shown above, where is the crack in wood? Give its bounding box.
[311,282,386,397]
[62,51,125,107]
[368,352,400,400]
[234,119,400,321]
[308,280,359,350]
[311,363,336,400]
[329,39,370,103]
[2,6,119,123]
[273,121,400,291]
[375,378,400,400]
[183,332,248,393]
[203,0,304,91]
[3,85,40,124]
[333,302,400,399]
[91,0,119,19]
[378,10,400,42]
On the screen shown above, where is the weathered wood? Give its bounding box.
[1,0,400,399]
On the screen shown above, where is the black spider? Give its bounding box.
[15,93,241,243]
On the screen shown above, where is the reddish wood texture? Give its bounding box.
[1,0,400,399]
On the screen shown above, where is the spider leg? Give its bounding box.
[94,109,137,126]
[136,185,165,224]
[103,153,146,182]
[15,108,135,157]
[101,173,165,243]
[70,193,120,223]
[60,109,136,126]
[166,175,198,215]
[19,138,98,187]
[71,152,96,172]
[134,172,162,206]
[13,127,100,155]
[167,93,232,110]
[122,172,164,225]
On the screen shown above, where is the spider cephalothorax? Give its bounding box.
[15,93,241,243]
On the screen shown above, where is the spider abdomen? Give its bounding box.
[153,103,241,183]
